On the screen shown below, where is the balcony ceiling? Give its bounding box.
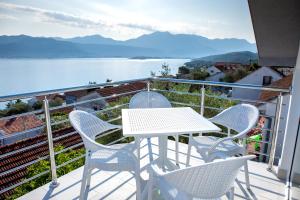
[248,0,300,66]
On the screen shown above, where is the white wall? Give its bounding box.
[232,67,282,100]
[278,45,300,183]
[259,95,291,164]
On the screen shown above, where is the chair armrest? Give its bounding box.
[92,125,122,138]
[90,143,139,163]
[207,136,234,154]
[150,163,172,177]
[207,128,250,155]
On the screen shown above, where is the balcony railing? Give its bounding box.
[0,77,290,198]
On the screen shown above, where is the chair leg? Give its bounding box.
[175,135,179,166]
[84,168,92,199]
[244,160,250,190]
[148,172,153,200]
[186,141,192,167]
[229,187,234,200]
[80,163,89,200]
[135,168,142,200]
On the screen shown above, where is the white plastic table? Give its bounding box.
[122,107,221,168]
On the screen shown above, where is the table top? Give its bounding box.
[122,107,221,137]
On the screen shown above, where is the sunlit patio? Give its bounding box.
[18,138,295,200]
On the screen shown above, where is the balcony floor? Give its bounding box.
[18,138,294,200]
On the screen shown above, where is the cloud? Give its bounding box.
[0,14,17,20]
[0,2,217,40]
[0,3,109,29]
[0,2,159,32]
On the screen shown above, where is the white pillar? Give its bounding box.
[278,44,300,183]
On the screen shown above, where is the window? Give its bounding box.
[263,76,272,85]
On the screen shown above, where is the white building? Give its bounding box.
[232,66,283,100]
[258,75,292,165]
[205,66,225,82]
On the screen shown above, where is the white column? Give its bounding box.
[278,44,300,183]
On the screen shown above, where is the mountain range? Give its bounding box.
[185,51,258,66]
[0,32,257,58]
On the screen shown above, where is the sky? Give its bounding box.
[0,0,256,43]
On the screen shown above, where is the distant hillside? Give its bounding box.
[185,51,258,67]
[0,32,257,58]
[124,32,257,57]
[0,35,159,58]
[56,35,120,45]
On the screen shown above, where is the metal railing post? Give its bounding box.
[43,97,59,187]
[267,93,283,171]
[200,85,205,115]
[147,81,150,92]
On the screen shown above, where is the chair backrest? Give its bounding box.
[69,110,119,151]
[210,104,259,138]
[129,91,171,109]
[163,155,255,199]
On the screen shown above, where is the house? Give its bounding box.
[65,90,90,104]
[0,115,44,146]
[65,82,147,105]
[231,66,283,100]
[76,92,108,112]
[28,93,65,107]
[258,75,293,164]
[205,65,225,82]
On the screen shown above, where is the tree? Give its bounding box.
[49,97,64,108]
[222,69,248,83]
[189,69,209,92]
[178,66,190,75]
[150,71,156,77]
[222,74,235,83]
[160,63,171,77]
[32,100,43,110]
[192,69,209,80]
[4,99,31,116]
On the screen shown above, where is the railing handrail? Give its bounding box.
[152,77,291,92]
[0,77,290,102]
[0,77,150,102]
[0,77,287,196]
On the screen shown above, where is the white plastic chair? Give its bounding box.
[69,110,141,200]
[129,91,180,165]
[148,155,256,200]
[186,104,259,189]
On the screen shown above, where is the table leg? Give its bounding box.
[135,136,141,168]
[158,136,168,171]
[134,136,142,199]
[175,135,179,166]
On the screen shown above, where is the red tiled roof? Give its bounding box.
[36,94,65,101]
[259,75,292,102]
[97,82,146,102]
[65,90,89,99]
[64,82,146,101]
[0,115,43,136]
[0,127,82,198]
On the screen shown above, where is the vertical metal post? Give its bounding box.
[147,81,150,92]
[43,97,59,187]
[200,85,205,115]
[268,93,283,170]
[146,81,151,107]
